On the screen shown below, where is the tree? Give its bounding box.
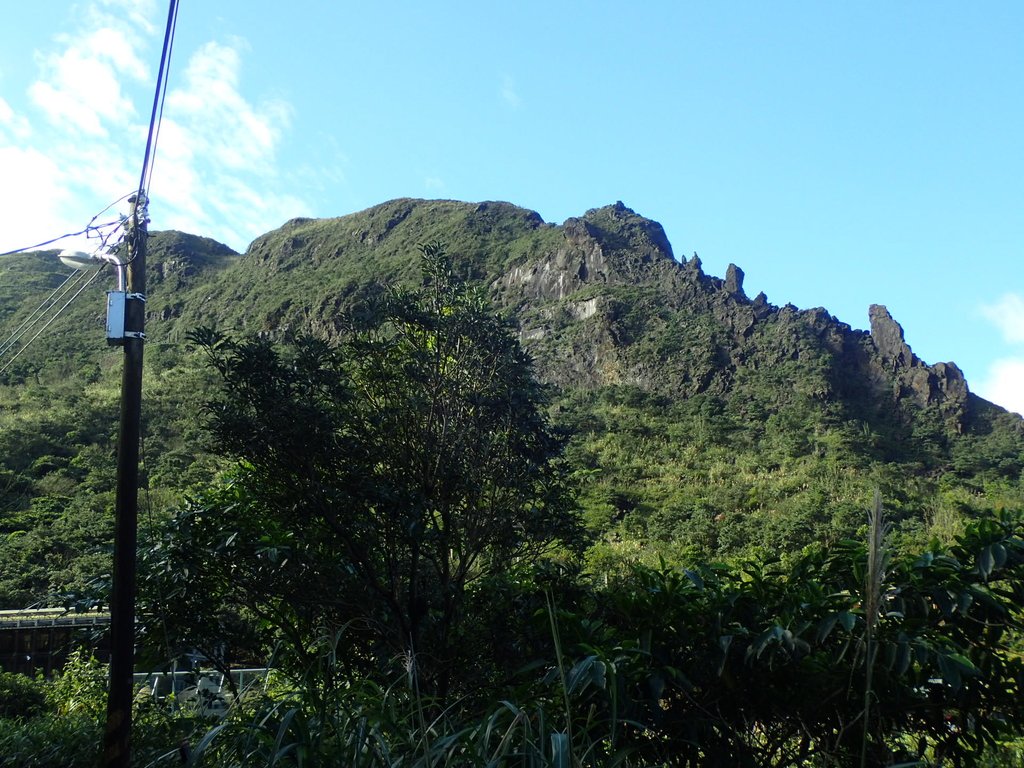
[571,509,1024,766]
[143,243,580,697]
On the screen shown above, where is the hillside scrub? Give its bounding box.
[3,202,1024,607]
[1,234,1023,764]
[142,244,581,702]
[112,512,1024,765]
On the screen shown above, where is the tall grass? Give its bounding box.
[180,595,636,767]
[861,489,889,768]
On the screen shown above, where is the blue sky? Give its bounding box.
[2,1,1022,414]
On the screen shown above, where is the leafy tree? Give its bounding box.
[555,509,1024,766]
[143,243,580,698]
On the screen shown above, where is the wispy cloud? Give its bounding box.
[501,75,522,109]
[976,358,1024,417]
[0,2,310,255]
[975,292,1024,415]
[0,98,32,140]
[28,19,149,136]
[981,293,1024,344]
[156,39,309,247]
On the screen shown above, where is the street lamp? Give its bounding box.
[59,249,125,291]
[58,249,132,346]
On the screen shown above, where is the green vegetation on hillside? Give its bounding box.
[1,200,1023,766]
[1,200,1022,610]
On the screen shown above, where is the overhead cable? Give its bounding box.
[143,0,180,198]
[0,268,107,375]
[0,270,91,358]
[0,219,119,258]
[0,0,178,368]
[138,0,180,199]
[0,186,136,259]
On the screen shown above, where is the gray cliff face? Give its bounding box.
[868,304,968,428]
[869,305,917,371]
[502,219,611,301]
[500,203,677,301]
[725,264,745,298]
[487,205,974,430]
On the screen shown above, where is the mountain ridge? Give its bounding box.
[150,199,979,419]
[1,197,1022,605]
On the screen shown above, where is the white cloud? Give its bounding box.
[167,41,290,173]
[501,75,522,109]
[975,358,1024,417]
[28,21,149,136]
[981,293,1024,344]
[0,98,32,140]
[424,176,446,192]
[975,292,1024,415]
[95,0,157,36]
[0,3,312,255]
[0,145,78,250]
[154,39,307,247]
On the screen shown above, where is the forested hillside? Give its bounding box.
[3,201,1024,765]
[1,199,1022,606]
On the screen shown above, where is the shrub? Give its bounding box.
[0,672,47,720]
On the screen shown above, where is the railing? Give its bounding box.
[134,668,270,717]
[0,609,111,629]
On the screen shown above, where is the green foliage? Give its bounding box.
[179,649,635,768]
[559,379,1024,568]
[3,205,1024,762]
[0,651,198,767]
[143,243,580,700]
[46,650,109,721]
[564,510,1024,766]
[0,672,46,721]
[0,713,102,768]
[137,507,1024,767]
[4,201,1024,608]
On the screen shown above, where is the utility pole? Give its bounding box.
[104,192,147,768]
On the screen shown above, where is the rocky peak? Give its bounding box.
[869,304,917,370]
[868,304,968,428]
[503,203,677,301]
[725,264,745,298]
[580,202,675,263]
[148,231,237,286]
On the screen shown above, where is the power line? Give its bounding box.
[0,270,91,358]
[0,0,178,370]
[143,0,180,199]
[0,267,107,376]
[139,0,180,199]
[0,219,120,258]
[0,186,137,258]
[3,0,176,266]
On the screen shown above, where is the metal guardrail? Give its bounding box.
[0,609,111,630]
[135,669,270,717]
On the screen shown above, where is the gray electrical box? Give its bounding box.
[106,291,126,345]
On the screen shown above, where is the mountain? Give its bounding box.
[1,198,1022,606]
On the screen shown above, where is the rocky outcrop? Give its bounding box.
[725,264,745,298]
[503,227,608,301]
[502,203,677,301]
[869,305,917,371]
[868,304,968,429]
[182,198,990,439]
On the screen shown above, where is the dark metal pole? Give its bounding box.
[103,192,147,768]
